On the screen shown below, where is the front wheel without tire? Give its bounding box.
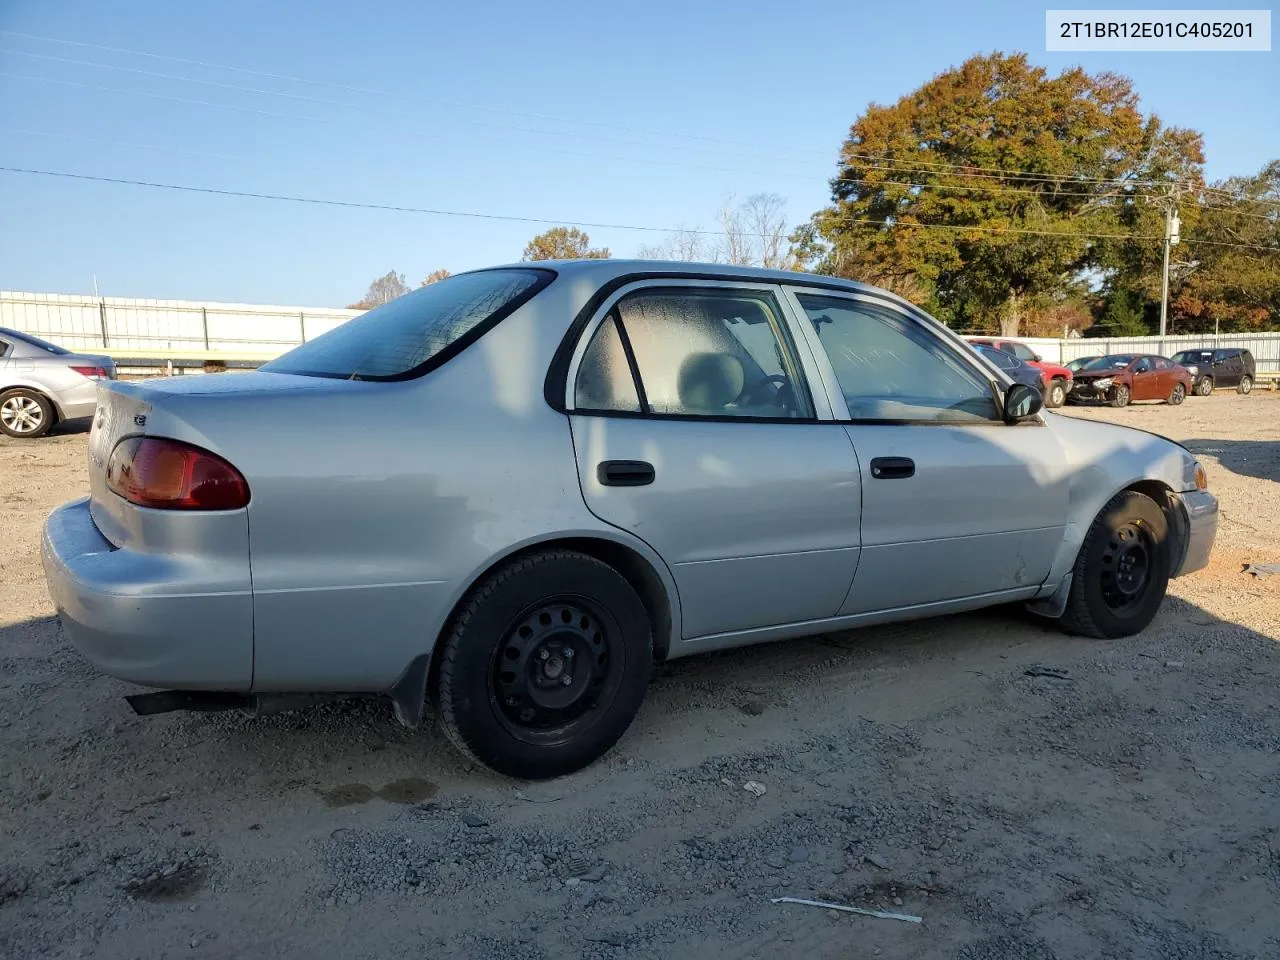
[0,388,54,438]
[1238,376,1253,395]
[434,549,652,780]
[1056,490,1170,639]
[1168,383,1186,405]
[1110,384,1131,408]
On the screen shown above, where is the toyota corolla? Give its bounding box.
[42,261,1218,779]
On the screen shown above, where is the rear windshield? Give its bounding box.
[263,268,552,380]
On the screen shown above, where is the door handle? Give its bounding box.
[598,460,655,487]
[869,457,915,480]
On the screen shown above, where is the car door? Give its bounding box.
[784,289,1069,613]
[1151,357,1175,396]
[1128,357,1159,400]
[1214,351,1241,387]
[565,280,863,640]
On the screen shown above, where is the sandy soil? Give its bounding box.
[1,395,1278,960]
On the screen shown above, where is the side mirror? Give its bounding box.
[1003,382,1044,423]
[1031,354,1042,363]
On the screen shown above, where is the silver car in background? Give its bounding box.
[0,327,116,438]
[41,261,1218,779]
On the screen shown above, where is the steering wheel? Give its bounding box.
[742,374,792,409]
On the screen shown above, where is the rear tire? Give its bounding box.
[1110,384,1131,408]
[434,549,652,780]
[1238,375,1253,395]
[0,388,55,439]
[1168,382,1186,405]
[1046,379,1067,408]
[1196,377,1214,396]
[1056,490,1170,639]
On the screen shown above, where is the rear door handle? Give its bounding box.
[598,460,655,487]
[869,456,915,480]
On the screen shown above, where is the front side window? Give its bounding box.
[1133,358,1152,373]
[264,268,551,380]
[796,294,1000,423]
[575,287,813,419]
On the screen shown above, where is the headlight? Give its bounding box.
[1187,365,1199,374]
[1093,377,1113,389]
[1195,461,1209,490]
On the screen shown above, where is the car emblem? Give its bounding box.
[133,414,147,427]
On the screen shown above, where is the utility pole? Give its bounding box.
[1158,186,1181,337]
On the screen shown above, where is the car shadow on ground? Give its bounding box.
[50,416,92,436]
[1183,438,1280,483]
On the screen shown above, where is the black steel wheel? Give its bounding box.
[1056,490,1170,639]
[434,549,652,779]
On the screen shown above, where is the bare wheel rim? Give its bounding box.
[0,396,45,434]
[1099,521,1156,615]
[490,596,625,747]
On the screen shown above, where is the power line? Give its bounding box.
[0,164,1174,243]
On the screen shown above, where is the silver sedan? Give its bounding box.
[41,261,1218,779]
[0,327,116,438]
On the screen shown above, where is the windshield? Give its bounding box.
[263,269,552,380]
[1081,355,1136,371]
[5,329,71,355]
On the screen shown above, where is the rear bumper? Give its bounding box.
[1172,490,1218,577]
[41,498,253,690]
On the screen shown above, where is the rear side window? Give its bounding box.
[0,338,10,358]
[264,269,551,380]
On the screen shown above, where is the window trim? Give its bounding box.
[563,279,826,424]
[781,286,1026,427]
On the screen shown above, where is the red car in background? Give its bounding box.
[966,338,1073,408]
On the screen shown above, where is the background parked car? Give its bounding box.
[1068,354,1192,408]
[965,337,1072,408]
[1169,348,1256,396]
[1065,355,1101,373]
[0,327,116,438]
[972,343,1045,393]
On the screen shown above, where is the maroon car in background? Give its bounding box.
[1068,354,1193,408]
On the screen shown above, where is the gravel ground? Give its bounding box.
[1,395,1278,959]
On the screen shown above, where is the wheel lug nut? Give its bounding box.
[563,648,574,659]
[539,649,549,660]
[561,676,572,686]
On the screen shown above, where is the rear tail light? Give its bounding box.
[70,365,111,380]
[106,438,250,510]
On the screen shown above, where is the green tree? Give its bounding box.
[796,53,1204,335]
[1095,289,1149,337]
[521,227,609,261]
[1169,161,1280,331]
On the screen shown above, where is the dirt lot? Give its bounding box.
[2,395,1278,960]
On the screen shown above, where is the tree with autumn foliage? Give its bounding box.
[794,53,1204,335]
[521,227,610,262]
[420,268,451,286]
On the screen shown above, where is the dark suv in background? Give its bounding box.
[1169,348,1256,395]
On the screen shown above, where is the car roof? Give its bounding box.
[470,258,912,304]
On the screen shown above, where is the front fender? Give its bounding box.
[1039,413,1199,589]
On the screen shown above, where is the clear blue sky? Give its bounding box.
[1,0,1275,306]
